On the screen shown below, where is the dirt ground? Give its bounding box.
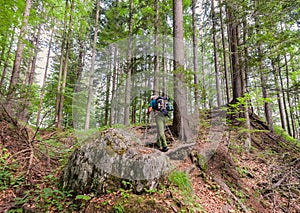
[0,111,300,212]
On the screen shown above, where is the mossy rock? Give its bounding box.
[197,154,208,172]
[190,150,208,172]
[61,128,171,194]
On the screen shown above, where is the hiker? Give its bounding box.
[147,95,169,152]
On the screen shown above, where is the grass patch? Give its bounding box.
[274,126,300,148]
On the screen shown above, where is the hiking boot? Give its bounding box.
[161,146,169,152]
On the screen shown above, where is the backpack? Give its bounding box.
[154,96,173,117]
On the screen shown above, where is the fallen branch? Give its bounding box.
[270,173,289,190]
[213,177,250,213]
[25,142,34,184]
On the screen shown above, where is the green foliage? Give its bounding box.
[113,202,124,213]
[76,194,92,208]
[168,171,203,212]
[0,148,23,190]
[169,170,193,195]
[274,126,300,147]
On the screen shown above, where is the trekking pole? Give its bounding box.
[166,125,175,142]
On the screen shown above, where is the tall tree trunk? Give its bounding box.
[110,47,118,126]
[278,66,292,136]
[192,0,200,111]
[57,0,74,129]
[37,28,54,127]
[27,24,42,86]
[104,54,111,126]
[0,30,15,87]
[56,0,69,126]
[153,0,159,95]
[211,0,222,107]
[72,37,86,128]
[257,46,273,131]
[20,24,42,122]
[284,54,296,137]
[85,0,101,130]
[219,0,230,103]
[225,2,243,102]
[124,0,133,126]
[241,18,251,151]
[228,20,242,100]
[226,6,243,103]
[272,60,286,131]
[200,37,207,109]
[7,0,32,98]
[173,0,191,141]
[260,69,274,131]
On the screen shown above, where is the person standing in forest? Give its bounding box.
[147,95,169,152]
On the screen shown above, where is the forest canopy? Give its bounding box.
[0,0,299,140]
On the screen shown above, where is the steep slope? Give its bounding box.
[0,108,299,212]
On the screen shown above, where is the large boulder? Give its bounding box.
[61,128,171,194]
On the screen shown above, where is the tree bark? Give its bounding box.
[28,24,42,86]
[104,53,111,126]
[56,0,69,127]
[110,47,118,127]
[272,60,286,131]
[153,0,159,95]
[211,0,222,107]
[0,30,15,87]
[57,0,74,129]
[284,54,296,137]
[85,0,101,130]
[241,18,251,151]
[173,0,191,141]
[278,66,292,136]
[192,0,200,111]
[36,28,54,127]
[219,0,230,103]
[7,0,32,97]
[124,0,133,126]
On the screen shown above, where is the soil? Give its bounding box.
[0,110,299,212]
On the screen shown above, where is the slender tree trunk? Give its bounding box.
[284,54,296,137]
[7,0,32,98]
[110,47,118,126]
[57,0,74,129]
[241,18,251,150]
[131,78,136,124]
[85,0,100,130]
[219,0,230,103]
[192,0,200,111]
[37,29,54,127]
[256,44,273,131]
[0,30,15,87]
[153,0,159,95]
[27,24,42,85]
[272,60,286,131]
[211,0,222,107]
[0,38,7,70]
[56,0,69,126]
[200,37,207,109]
[124,0,133,126]
[20,24,42,122]
[278,65,292,136]
[104,54,111,126]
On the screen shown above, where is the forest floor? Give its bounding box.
[0,109,300,213]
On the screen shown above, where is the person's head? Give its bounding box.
[151,95,158,100]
